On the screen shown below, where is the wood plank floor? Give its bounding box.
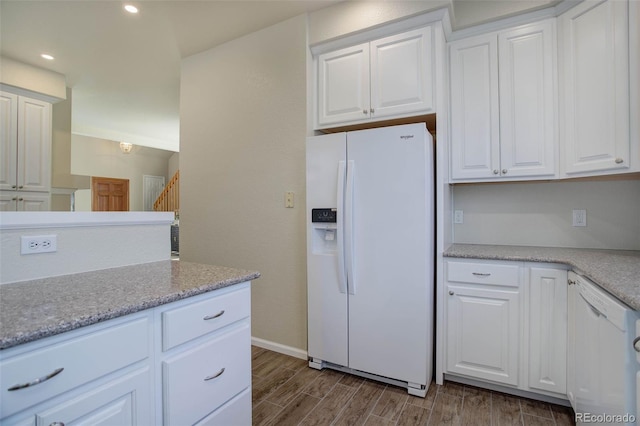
[252,346,575,426]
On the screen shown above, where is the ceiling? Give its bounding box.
[0,0,558,153]
[0,0,342,152]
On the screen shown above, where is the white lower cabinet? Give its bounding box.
[159,285,251,426]
[444,259,568,400]
[526,266,567,395]
[0,282,252,426]
[446,260,521,386]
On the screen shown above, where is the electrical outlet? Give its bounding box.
[572,209,587,227]
[21,235,57,254]
[454,210,464,224]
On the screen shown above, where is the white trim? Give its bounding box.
[0,83,64,104]
[251,337,308,360]
[447,0,581,42]
[0,212,174,230]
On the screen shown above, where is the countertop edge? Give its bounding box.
[0,268,260,350]
[443,244,640,311]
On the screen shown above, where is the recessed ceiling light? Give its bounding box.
[124,4,138,14]
[41,54,54,60]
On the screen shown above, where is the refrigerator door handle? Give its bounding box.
[345,160,356,295]
[336,161,347,294]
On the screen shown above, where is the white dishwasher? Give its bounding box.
[567,271,637,425]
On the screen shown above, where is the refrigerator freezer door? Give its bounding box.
[346,123,434,385]
[306,133,349,367]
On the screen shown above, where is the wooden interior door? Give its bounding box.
[92,177,130,211]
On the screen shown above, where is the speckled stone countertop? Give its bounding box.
[445,244,640,310]
[0,260,260,350]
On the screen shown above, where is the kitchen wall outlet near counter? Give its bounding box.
[21,235,57,254]
[572,209,587,227]
[454,210,464,224]
[285,191,294,208]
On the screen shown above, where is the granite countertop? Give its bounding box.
[0,261,260,350]
[444,244,640,311]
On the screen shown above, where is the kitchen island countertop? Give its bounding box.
[445,244,640,311]
[0,261,260,350]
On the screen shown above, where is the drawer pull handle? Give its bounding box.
[203,310,225,321]
[633,336,640,353]
[7,367,64,391]
[472,272,491,277]
[204,368,225,381]
[49,423,65,426]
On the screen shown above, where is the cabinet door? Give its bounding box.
[450,34,500,180]
[19,193,50,211]
[499,21,556,178]
[559,0,629,175]
[370,27,434,119]
[0,192,18,211]
[446,284,519,385]
[317,43,370,127]
[0,92,18,191]
[35,368,152,426]
[527,267,567,395]
[17,97,51,192]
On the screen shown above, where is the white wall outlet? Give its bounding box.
[572,209,587,227]
[21,235,57,254]
[454,210,464,224]
[285,191,294,208]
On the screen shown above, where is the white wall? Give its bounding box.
[71,134,174,211]
[0,212,172,284]
[180,15,308,351]
[453,179,640,250]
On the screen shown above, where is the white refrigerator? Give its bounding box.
[306,123,434,397]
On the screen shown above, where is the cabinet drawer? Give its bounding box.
[162,321,251,426]
[447,260,520,287]
[195,387,251,426]
[0,316,149,419]
[162,286,250,351]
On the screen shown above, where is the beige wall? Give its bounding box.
[0,56,66,101]
[71,135,173,211]
[451,0,557,29]
[307,1,450,45]
[180,15,308,351]
[453,179,640,250]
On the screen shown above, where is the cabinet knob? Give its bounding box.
[11,197,17,201]
[18,198,24,201]
[615,158,624,164]
[502,169,508,174]
[493,170,499,175]
[18,185,24,189]
[363,109,368,115]
[448,291,454,296]
[49,423,65,426]
[11,185,16,189]
[370,108,375,114]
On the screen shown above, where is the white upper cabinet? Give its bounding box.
[450,20,557,182]
[317,43,371,127]
[559,0,630,176]
[316,27,434,129]
[0,91,51,193]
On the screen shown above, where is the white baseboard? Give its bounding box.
[251,337,308,360]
